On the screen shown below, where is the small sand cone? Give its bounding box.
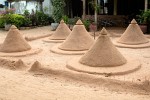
[80,28,127,67]
[49,20,71,40]
[67,28,141,75]
[117,19,149,45]
[0,25,31,53]
[58,19,94,51]
[14,59,27,70]
[29,61,42,72]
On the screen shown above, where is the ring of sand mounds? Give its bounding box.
[50,19,94,55]
[0,25,42,57]
[66,28,141,76]
[113,19,150,49]
[43,20,71,43]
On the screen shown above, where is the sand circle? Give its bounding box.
[113,38,150,49]
[0,48,42,57]
[43,38,64,43]
[50,44,87,55]
[66,57,141,76]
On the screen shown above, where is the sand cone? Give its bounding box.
[67,28,141,75]
[14,59,27,70]
[0,25,31,53]
[49,20,71,40]
[29,61,42,72]
[113,19,150,48]
[58,19,94,51]
[50,19,94,55]
[79,28,127,67]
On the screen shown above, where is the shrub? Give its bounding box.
[3,14,31,28]
[35,11,51,25]
[51,0,66,23]
[0,16,5,28]
[62,15,69,24]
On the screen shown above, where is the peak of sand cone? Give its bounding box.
[14,59,26,70]
[79,29,127,67]
[76,19,83,25]
[100,27,108,35]
[131,19,137,24]
[0,25,31,53]
[10,25,17,29]
[50,21,71,40]
[117,19,149,45]
[29,61,42,71]
[58,20,94,51]
[60,20,64,23]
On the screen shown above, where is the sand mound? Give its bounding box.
[0,25,31,53]
[14,59,27,70]
[29,61,42,72]
[117,19,149,45]
[49,20,71,40]
[58,19,94,51]
[80,28,127,67]
[66,28,141,75]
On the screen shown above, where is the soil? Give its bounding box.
[0,26,150,100]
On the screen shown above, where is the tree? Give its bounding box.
[51,0,66,23]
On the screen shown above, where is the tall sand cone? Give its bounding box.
[79,28,127,67]
[58,19,94,51]
[0,25,31,53]
[117,19,149,45]
[49,20,71,40]
[67,28,141,75]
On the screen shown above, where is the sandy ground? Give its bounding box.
[0,26,150,100]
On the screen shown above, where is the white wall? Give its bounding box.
[43,0,52,15]
[0,0,5,5]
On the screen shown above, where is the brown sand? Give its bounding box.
[117,19,149,45]
[58,19,94,51]
[0,25,31,53]
[49,20,71,40]
[80,28,127,67]
[0,26,150,100]
[66,28,141,75]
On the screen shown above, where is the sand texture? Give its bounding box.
[0,26,150,100]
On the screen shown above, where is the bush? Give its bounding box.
[83,19,91,31]
[35,11,51,25]
[62,15,69,24]
[0,16,5,28]
[2,14,31,28]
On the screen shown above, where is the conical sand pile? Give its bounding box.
[58,19,94,51]
[29,61,42,72]
[0,25,31,53]
[50,19,94,55]
[114,19,150,48]
[49,20,71,40]
[0,25,42,57]
[67,28,141,75]
[117,19,149,45]
[79,28,127,67]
